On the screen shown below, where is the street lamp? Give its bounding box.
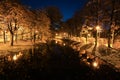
[96,25,100,31]
[96,25,100,38]
[95,25,101,47]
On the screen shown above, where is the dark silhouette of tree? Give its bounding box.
[45,6,63,34]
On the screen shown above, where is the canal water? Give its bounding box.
[0,42,120,80]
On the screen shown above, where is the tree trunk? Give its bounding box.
[33,31,36,43]
[10,33,14,46]
[41,34,43,42]
[3,31,6,44]
[30,29,32,42]
[85,34,88,44]
[108,29,112,48]
[21,32,24,40]
[108,27,114,48]
[92,30,98,55]
[108,0,115,48]
[15,32,18,43]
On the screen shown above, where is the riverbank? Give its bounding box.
[69,39,120,72]
[0,40,42,56]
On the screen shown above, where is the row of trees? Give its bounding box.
[61,0,120,48]
[1,0,119,48]
[0,0,63,46]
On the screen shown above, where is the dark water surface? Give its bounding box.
[0,42,120,80]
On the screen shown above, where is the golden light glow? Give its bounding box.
[18,52,23,56]
[110,44,113,47]
[13,54,17,61]
[55,40,58,43]
[8,56,12,61]
[104,43,113,47]
[13,52,23,61]
[63,43,66,46]
[88,34,91,37]
[63,32,66,35]
[96,25,100,30]
[55,33,58,36]
[35,30,38,33]
[93,61,98,68]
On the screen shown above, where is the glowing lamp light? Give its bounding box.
[12,52,23,61]
[55,41,58,43]
[35,30,38,33]
[96,25,100,30]
[92,61,98,68]
[110,44,113,47]
[63,33,66,35]
[63,43,66,46]
[13,55,17,61]
[55,33,58,36]
[88,34,91,37]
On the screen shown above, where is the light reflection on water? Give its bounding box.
[0,43,119,80]
[12,52,23,61]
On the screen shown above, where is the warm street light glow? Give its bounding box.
[13,54,17,61]
[88,34,91,37]
[96,25,100,30]
[63,43,66,46]
[55,33,58,36]
[35,30,38,33]
[55,40,58,43]
[13,52,23,61]
[92,61,98,68]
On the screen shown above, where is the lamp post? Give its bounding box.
[96,25,100,37]
[95,25,100,47]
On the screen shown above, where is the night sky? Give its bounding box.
[21,0,88,21]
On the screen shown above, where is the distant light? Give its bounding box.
[88,34,91,37]
[110,44,113,47]
[63,43,66,46]
[88,27,93,30]
[8,56,12,61]
[35,30,38,33]
[18,52,23,57]
[55,27,58,30]
[55,41,58,43]
[55,33,58,36]
[64,33,66,35]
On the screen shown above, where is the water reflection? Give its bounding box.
[0,42,119,80]
[13,54,17,61]
[12,52,23,61]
